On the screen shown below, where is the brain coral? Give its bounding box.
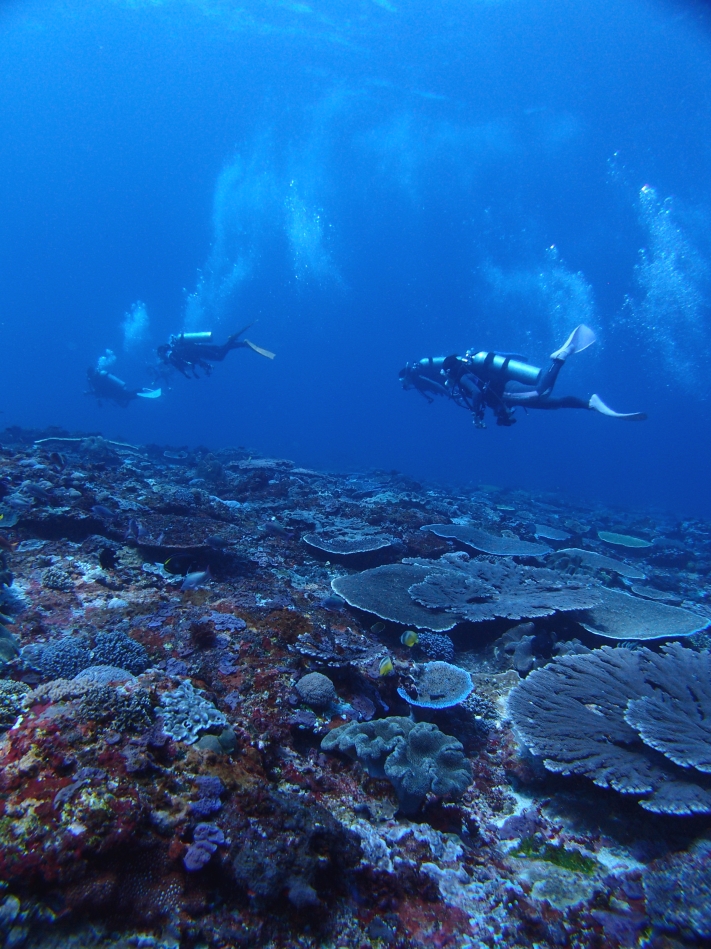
[295,672,337,710]
[321,716,471,815]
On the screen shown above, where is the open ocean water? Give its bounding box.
[1,2,711,948]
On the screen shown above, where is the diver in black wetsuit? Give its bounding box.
[87,367,162,408]
[400,325,647,427]
[157,324,275,379]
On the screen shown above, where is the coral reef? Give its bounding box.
[331,562,457,630]
[580,586,708,639]
[409,552,601,622]
[643,840,711,940]
[0,679,30,729]
[92,629,150,674]
[551,546,646,579]
[0,426,709,947]
[416,630,455,661]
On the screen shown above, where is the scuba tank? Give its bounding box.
[179,332,212,342]
[468,351,541,387]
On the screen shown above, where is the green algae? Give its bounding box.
[512,836,598,875]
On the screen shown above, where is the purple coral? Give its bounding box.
[183,823,225,872]
[189,774,225,816]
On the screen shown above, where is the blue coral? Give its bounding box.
[92,630,150,675]
[34,636,93,680]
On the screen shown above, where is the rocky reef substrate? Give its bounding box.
[0,427,709,949]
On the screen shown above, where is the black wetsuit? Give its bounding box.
[158,333,249,378]
[400,351,588,427]
[87,368,140,408]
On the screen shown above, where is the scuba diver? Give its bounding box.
[157,324,275,379]
[87,368,162,408]
[87,351,162,408]
[400,325,647,427]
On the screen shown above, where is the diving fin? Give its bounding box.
[551,324,597,361]
[229,322,257,343]
[589,394,647,420]
[245,340,275,359]
[137,388,162,399]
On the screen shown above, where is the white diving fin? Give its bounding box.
[589,394,647,421]
[137,388,162,399]
[245,340,275,359]
[551,324,597,361]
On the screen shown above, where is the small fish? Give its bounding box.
[163,450,188,461]
[181,567,212,591]
[0,535,16,553]
[23,483,52,503]
[400,630,419,647]
[378,656,394,676]
[370,621,386,635]
[206,535,231,549]
[126,518,147,543]
[48,451,66,470]
[91,504,116,520]
[261,520,293,539]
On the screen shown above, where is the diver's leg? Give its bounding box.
[537,325,598,396]
[536,359,564,397]
[524,395,592,410]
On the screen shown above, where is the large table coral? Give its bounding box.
[507,644,711,814]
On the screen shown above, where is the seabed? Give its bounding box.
[0,427,709,949]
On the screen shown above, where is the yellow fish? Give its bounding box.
[400,630,419,647]
[378,656,394,676]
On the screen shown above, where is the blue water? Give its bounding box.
[2,0,711,515]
